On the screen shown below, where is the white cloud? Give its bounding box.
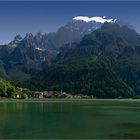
[73,16,117,23]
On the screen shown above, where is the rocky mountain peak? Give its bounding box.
[14,35,22,41]
[35,32,43,38]
[8,34,22,48]
[25,33,34,40]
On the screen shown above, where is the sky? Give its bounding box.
[0,1,140,44]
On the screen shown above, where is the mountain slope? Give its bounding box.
[33,16,115,50]
[0,16,117,83]
[24,58,134,98]
[23,22,140,98]
[55,23,140,96]
[0,34,57,83]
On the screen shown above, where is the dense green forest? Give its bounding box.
[25,59,134,98]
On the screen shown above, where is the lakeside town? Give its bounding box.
[17,88,94,99]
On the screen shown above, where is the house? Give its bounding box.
[15,93,20,98]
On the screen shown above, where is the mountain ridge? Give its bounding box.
[1,17,140,99]
[0,16,118,83]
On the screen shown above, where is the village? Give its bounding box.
[31,90,94,99]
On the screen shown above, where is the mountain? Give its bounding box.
[0,33,57,83]
[32,16,117,50]
[41,16,116,50]
[23,22,140,98]
[3,16,117,52]
[0,16,117,83]
[8,35,23,48]
[55,22,140,63]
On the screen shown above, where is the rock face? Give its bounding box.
[40,19,103,50]
[34,16,117,50]
[0,33,57,83]
[12,17,116,51]
[8,35,22,48]
[26,18,107,50]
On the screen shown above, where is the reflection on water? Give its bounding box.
[0,101,76,138]
[0,101,83,139]
[0,101,71,113]
[0,102,25,113]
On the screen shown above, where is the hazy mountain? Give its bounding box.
[11,16,116,51]
[34,16,116,50]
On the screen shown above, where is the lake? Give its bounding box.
[0,99,140,139]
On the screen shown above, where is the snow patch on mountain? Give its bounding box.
[73,16,117,23]
[35,48,46,51]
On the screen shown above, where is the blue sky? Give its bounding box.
[0,1,140,44]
